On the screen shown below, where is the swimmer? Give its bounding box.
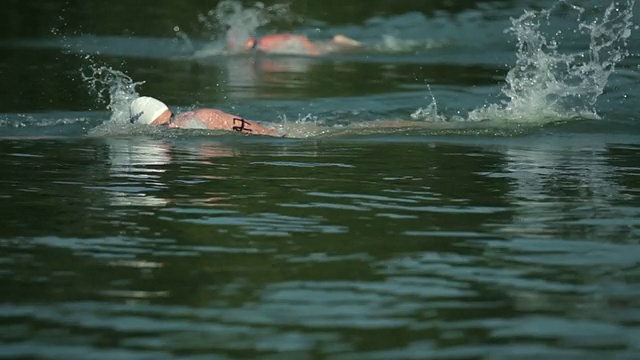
[129,96,281,136]
[232,34,363,56]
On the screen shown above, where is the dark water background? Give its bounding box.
[1,0,640,359]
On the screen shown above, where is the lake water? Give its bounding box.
[1,0,640,359]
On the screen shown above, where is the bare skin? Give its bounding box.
[242,34,363,56]
[150,109,281,136]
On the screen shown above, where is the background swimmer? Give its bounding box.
[230,33,363,56]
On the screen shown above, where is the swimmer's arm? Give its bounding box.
[174,109,280,136]
[331,34,362,47]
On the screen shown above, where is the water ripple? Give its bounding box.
[165,212,348,236]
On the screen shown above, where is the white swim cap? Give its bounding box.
[129,96,169,125]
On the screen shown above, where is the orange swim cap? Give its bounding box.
[245,37,256,50]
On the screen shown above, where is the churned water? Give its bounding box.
[0,0,639,358]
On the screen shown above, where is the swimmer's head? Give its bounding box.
[228,36,257,52]
[245,36,256,49]
[129,96,169,125]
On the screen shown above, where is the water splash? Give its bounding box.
[81,60,142,123]
[372,35,447,53]
[411,86,447,122]
[468,0,636,123]
[197,0,296,54]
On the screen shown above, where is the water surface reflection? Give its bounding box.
[0,137,639,358]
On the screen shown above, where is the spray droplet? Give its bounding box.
[468,0,636,122]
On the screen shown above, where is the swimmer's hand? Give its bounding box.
[332,34,362,47]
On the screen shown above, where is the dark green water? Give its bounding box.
[1,0,640,358]
[1,135,639,359]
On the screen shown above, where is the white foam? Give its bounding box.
[81,63,142,124]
